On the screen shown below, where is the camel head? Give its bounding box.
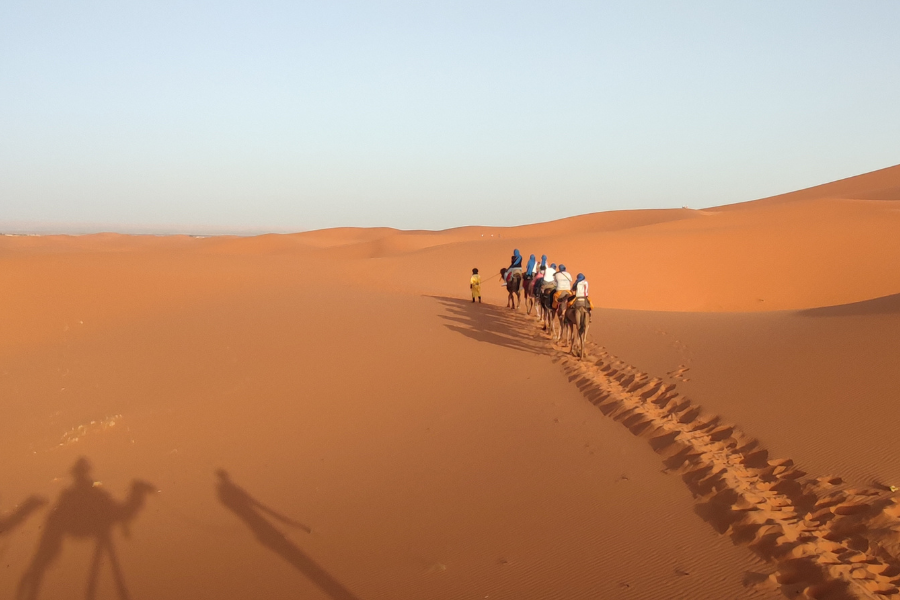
[118,480,157,538]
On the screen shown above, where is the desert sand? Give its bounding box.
[2,164,899,599]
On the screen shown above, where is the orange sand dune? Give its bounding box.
[0,251,775,600]
[3,163,900,599]
[355,166,900,311]
[711,163,900,209]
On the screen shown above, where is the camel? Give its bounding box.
[539,286,556,336]
[552,292,571,344]
[563,300,591,359]
[17,458,155,600]
[500,268,522,310]
[540,290,579,345]
[522,275,538,315]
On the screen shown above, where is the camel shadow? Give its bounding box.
[429,296,548,356]
[17,457,155,600]
[215,470,362,600]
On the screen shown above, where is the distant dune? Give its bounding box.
[2,164,899,599]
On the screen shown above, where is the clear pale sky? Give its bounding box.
[2,2,898,233]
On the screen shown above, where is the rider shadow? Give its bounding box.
[17,457,156,600]
[430,296,548,356]
[215,470,362,600]
[0,494,46,537]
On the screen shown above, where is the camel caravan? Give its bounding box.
[497,249,592,359]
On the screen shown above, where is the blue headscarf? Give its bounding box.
[525,254,536,273]
[550,263,557,269]
[540,254,547,268]
[576,273,585,282]
[509,249,522,269]
[559,264,566,272]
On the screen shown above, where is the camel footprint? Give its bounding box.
[667,365,691,382]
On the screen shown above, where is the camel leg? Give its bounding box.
[580,314,590,360]
[17,527,63,600]
[104,537,131,600]
[86,538,104,600]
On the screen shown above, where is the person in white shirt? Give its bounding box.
[552,264,574,308]
[574,273,589,299]
[542,262,557,288]
[553,264,573,291]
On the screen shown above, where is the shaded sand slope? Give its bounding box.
[0,247,778,600]
[594,297,900,491]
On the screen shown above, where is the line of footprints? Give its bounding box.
[549,339,900,599]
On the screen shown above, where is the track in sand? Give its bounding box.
[507,308,900,600]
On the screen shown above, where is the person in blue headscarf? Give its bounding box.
[574,273,589,298]
[573,273,592,311]
[503,249,523,284]
[525,253,537,276]
[553,264,574,306]
[509,249,523,270]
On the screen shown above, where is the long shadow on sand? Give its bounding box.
[17,457,156,600]
[430,296,549,356]
[1,494,46,538]
[215,470,362,600]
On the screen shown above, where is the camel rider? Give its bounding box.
[553,264,574,308]
[542,262,557,291]
[573,273,591,310]
[532,255,546,296]
[505,249,524,283]
[539,254,547,273]
[525,253,537,279]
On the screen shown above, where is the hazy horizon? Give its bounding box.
[1,160,896,236]
[3,2,899,234]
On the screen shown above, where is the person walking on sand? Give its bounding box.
[470,268,482,303]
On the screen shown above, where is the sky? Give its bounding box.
[1,1,899,234]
